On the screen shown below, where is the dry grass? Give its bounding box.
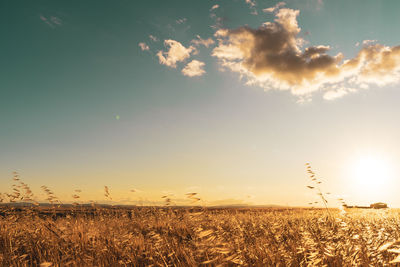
[2,170,400,266]
[1,206,400,266]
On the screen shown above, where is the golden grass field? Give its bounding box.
[1,206,400,266]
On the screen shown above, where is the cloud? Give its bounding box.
[191,35,215,48]
[149,35,158,42]
[212,8,343,95]
[176,18,187,24]
[323,88,348,100]
[362,39,377,46]
[212,7,400,100]
[210,16,224,30]
[50,16,62,25]
[347,44,400,86]
[182,60,206,77]
[263,2,286,13]
[157,40,196,68]
[210,4,219,11]
[40,15,62,28]
[245,0,258,15]
[245,0,256,8]
[138,42,150,51]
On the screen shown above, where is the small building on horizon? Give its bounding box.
[370,202,388,209]
[343,202,388,209]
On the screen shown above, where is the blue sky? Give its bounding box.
[1,0,400,206]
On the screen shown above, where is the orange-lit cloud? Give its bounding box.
[347,44,400,87]
[157,40,196,68]
[191,35,215,48]
[245,0,256,8]
[263,2,286,13]
[182,60,206,77]
[147,4,400,99]
[210,4,219,11]
[138,42,149,51]
[212,7,400,99]
[245,0,258,15]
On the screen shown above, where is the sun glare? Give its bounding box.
[350,155,394,202]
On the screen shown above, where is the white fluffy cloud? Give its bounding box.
[138,42,149,51]
[212,7,400,100]
[182,60,206,77]
[157,40,196,68]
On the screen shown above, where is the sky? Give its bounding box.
[2,0,400,207]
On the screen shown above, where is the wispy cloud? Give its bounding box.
[212,7,400,100]
[245,0,258,15]
[149,35,159,42]
[176,18,187,24]
[210,4,219,11]
[138,42,150,51]
[362,39,377,46]
[263,2,286,13]
[245,0,256,8]
[157,40,196,68]
[210,16,224,30]
[182,60,206,77]
[191,35,215,48]
[50,16,62,25]
[39,15,62,28]
[323,88,349,100]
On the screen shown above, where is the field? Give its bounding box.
[1,206,400,266]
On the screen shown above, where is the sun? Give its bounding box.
[350,155,393,202]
